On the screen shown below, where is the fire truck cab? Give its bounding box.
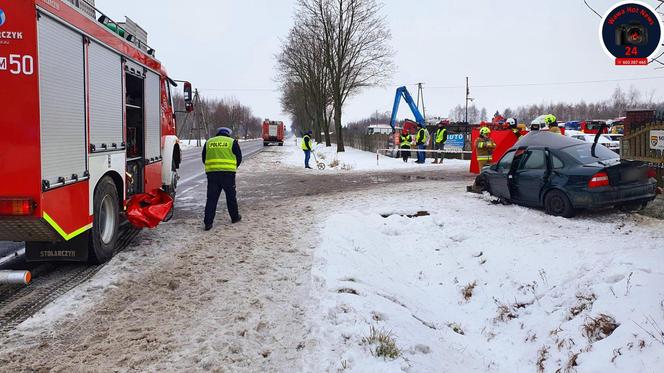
[0,0,192,263]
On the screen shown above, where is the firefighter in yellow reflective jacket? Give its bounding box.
[432,122,447,164]
[399,129,412,163]
[202,127,242,231]
[545,114,561,134]
[475,127,496,169]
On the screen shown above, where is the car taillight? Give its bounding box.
[0,198,35,216]
[588,172,610,189]
[647,168,657,178]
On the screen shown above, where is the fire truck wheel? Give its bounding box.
[89,176,120,264]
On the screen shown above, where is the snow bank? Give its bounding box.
[283,137,470,173]
[307,181,664,372]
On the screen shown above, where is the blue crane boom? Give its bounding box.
[389,86,425,130]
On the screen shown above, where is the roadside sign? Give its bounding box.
[650,130,664,150]
[447,133,465,148]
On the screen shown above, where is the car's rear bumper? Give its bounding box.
[568,181,657,209]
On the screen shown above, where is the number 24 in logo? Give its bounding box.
[625,46,639,56]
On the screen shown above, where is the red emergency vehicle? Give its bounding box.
[0,0,193,263]
[581,120,609,135]
[262,119,285,146]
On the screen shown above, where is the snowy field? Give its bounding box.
[305,180,664,372]
[2,142,662,372]
[283,137,469,173]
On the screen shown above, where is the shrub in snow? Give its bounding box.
[361,325,401,360]
[582,314,620,343]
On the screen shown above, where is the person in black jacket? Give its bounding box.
[201,127,243,231]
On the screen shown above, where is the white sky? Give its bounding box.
[99,0,664,123]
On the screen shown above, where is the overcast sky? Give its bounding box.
[99,0,664,123]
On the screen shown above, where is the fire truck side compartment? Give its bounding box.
[88,41,123,151]
[38,14,88,188]
[145,71,162,162]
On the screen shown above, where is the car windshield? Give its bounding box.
[561,144,619,163]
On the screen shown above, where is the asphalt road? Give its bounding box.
[177,139,265,191]
[0,139,265,266]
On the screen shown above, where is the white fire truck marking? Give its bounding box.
[0,31,23,40]
[0,57,6,71]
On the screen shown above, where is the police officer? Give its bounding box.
[475,127,496,169]
[302,130,313,169]
[415,126,427,164]
[432,122,447,164]
[399,129,412,163]
[202,127,242,231]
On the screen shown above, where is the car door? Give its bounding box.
[512,149,548,206]
[486,150,515,199]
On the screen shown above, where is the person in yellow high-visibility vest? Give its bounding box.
[432,122,447,164]
[301,130,313,169]
[399,129,412,163]
[202,127,243,231]
[475,127,496,169]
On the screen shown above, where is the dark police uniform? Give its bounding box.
[202,131,243,229]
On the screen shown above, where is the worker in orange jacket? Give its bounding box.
[475,127,496,169]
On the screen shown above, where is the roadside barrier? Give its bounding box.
[376,148,472,166]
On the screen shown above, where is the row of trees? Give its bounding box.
[276,0,394,151]
[175,94,263,140]
[449,87,657,125]
[346,87,663,132]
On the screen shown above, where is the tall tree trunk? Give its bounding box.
[323,118,332,147]
[313,119,322,143]
[334,102,344,152]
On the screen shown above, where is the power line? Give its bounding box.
[424,76,664,90]
[199,88,279,92]
[583,0,602,18]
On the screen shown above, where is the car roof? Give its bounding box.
[512,131,586,150]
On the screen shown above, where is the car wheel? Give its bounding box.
[544,190,575,218]
[473,175,491,194]
[89,176,120,264]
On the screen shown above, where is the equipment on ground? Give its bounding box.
[312,150,326,170]
[262,119,285,146]
[0,0,193,264]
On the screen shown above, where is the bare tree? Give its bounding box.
[277,17,333,145]
[294,0,394,152]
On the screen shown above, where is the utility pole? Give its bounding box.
[188,89,210,147]
[416,82,426,121]
[464,77,473,124]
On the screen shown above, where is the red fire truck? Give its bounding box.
[0,0,193,263]
[262,119,285,146]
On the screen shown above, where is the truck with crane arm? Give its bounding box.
[385,86,426,156]
[0,0,193,265]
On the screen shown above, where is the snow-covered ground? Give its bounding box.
[284,137,469,173]
[305,180,664,372]
[2,142,662,372]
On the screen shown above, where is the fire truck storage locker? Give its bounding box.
[38,13,87,189]
[145,70,161,162]
[88,41,123,153]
